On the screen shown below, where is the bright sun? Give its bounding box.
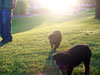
[37,0,78,14]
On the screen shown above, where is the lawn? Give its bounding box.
[0,9,100,75]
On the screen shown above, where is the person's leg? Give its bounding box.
[0,8,3,36]
[1,8,12,42]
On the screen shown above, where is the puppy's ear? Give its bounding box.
[48,34,51,39]
[61,53,71,66]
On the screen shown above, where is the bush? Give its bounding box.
[13,0,28,15]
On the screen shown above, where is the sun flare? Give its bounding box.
[37,0,78,14]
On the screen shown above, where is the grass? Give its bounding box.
[0,9,100,75]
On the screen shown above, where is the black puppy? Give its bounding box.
[48,31,62,51]
[52,45,91,75]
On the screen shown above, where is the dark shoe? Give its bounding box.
[0,40,5,43]
[0,40,12,43]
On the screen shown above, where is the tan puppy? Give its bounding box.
[48,31,62,50]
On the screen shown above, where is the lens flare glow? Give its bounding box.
[37,0,78,14]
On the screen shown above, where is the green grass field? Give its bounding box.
[0,9,100,75]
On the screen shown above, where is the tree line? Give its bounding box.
[14,0,100,19]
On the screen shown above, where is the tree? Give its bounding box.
[95,0,100,19]
[13,0,28,15]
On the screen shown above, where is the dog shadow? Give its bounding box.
[41,50,60,75]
